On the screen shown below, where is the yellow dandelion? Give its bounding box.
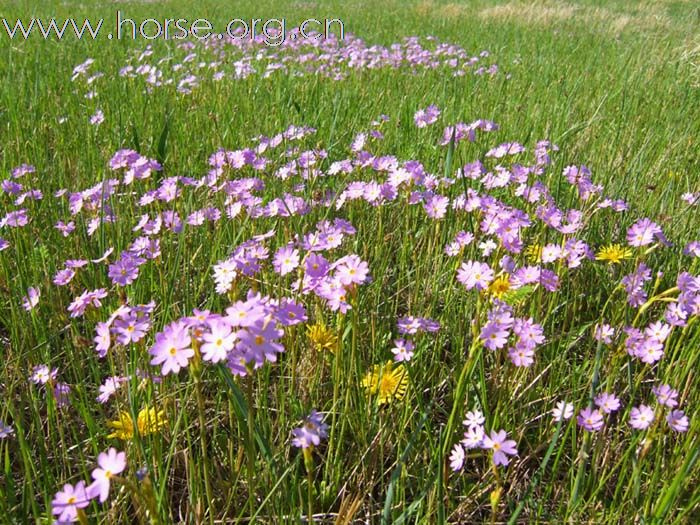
[108,406,168,440]
[361,361,408,405]
[307,321,338,353]
[488,275,511,298]
[595,244,633,265]
[524,244,542,263]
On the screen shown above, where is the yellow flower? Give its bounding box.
[362,361,408,405]
[524,244,542,263]
[108,406,167,440]
[307,321,338,353]
[488,275,511,298]
[595,244,633,265]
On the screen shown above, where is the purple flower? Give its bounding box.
[414,105,440,128]
[305,253,330,279]
[486,142,525,158]
[0,420,14,439]
[652,384,679,408]
[113,313,150,345]
[31,364,58,385]
[684,241,700,257]
[594,392,621,414]
[1,209,29,227]
[594,323,615,344]
[108,254,144,286]
[97,376,125,404]
[272,245,300,276]
[292,410,328,448]
[275,299,307,327]
[462,425,485,449]
[480,321,510,351]
[200,319,236,363]
[237,320,284,366]
[89,109,105,126]
[630,405,655,430]
[52,481,91,522]
[149,321,194,375]
[577,407,604,431]
[11,163,35,179]
[94,322,111,357]
[666,410,689,432]
[391,339,415,362]
[67,288,108,318]
[22,286,40,311]
[627,218,663,247]
[87,448,126,503]
[621,263,652,308]
[457,260,494,290]
[449,443,465,471]
[53,382,71,408]
[508,344,534,367]
[334,254,370,286]
[481,429,518,466]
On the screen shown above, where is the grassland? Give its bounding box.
[1,0,700,523]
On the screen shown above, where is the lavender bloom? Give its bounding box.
[87,448,127,503]
[449,443,465,471]
[292,410,328,449]
[666,410,689,432]
[652,384,679,408]
[457,260,494,290]
[21,287,40,311]
[577,407,604,432]
[391,339,415,362]
[481,430,518,466]
[414,105,440,128]
[31,365,58,385]
[627,218,664,247]
[52,481,91,522]
[621,263,652,308]
[594,392,621,414]
[149,321,194,375]
[630,405,655,430]
[0,420,14,439]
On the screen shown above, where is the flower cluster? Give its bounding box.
[450,408,518,470]
[52,448,126,522]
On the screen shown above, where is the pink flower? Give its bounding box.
[449,443,465,471]
[149,321,194,375]
[508,344,534,367]
[457,260,494,290]
[21,286,40,311]
[666,410,689,432]
[626,218,662,247]
[629,405,655,430]
[594,392,620,414]
[200,319,236,363]
[272,245,299,276]
[52,481,90,522]
[652,384,678,408]
[87,448,126,503]
[552,401,574,422]
[577,407,604,431]
[391,339,415,362]
[481,429,518,466]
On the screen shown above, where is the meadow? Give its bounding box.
[1,0,700,523]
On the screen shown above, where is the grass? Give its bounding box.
[1,0,700,523]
